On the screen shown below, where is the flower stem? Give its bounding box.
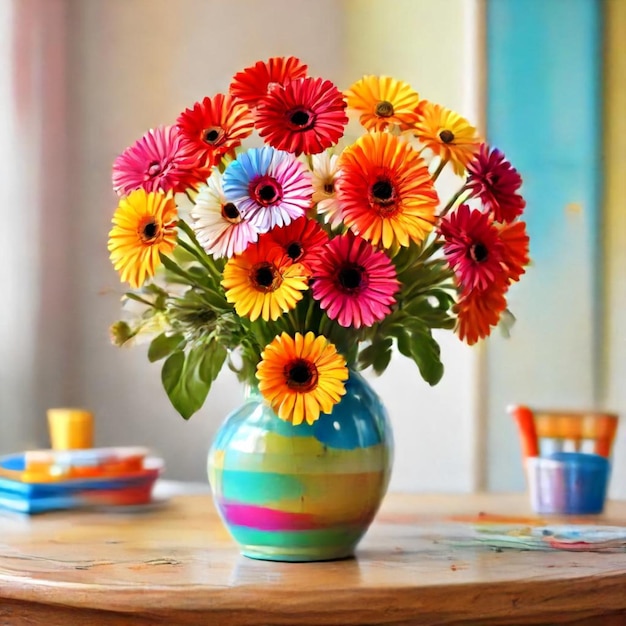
[439,186,470,219]
[431,158,449,182]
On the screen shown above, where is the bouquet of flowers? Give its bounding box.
[108,56,529,424]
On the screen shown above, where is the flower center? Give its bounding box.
[375,100,395,117]
[370,177,396,211]
[251,262,280,292]
[202,126,224,145]
[286,241,304,261]
[338,264,365,292]
[139,218,160,243]
[252,176,283,206]
[470,242,489,263]
[439,129,455,144]
[221,202,241,224]
[147,161,162,177]
[323,181,335,194]
[285,358,319,391]
[288,108,315,130]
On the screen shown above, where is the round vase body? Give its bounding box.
[207,371,393,562]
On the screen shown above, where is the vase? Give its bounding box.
[207,370,393,562]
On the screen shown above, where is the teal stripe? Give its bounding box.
[213,469,303,503]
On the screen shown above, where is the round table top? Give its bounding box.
[1,491,626,625]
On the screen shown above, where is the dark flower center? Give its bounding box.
[370,178,396,210]
[439,129,455,144]
[288,108,314,130]
[253,263,277,289]
[338,264,365,292]
[202,127,223,145]
[286,241,303,261]
[323,182,334,194]
[140,219,159,243]
[147,161,162,177]
[375,100,395,117]
[221,202,241,223]
[252,176,283,206]
[470,243,489,263]
[285,358,318,391]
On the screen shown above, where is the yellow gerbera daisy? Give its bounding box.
[256,332,349,425]
[222,241,309,322]
[413,101,480,176]
[108,189,178,289]
[344,75,420,131]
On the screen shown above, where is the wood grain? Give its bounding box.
[1,493,626,625]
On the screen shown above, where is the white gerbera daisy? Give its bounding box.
[191,170,258,258]
[311,151,343,228]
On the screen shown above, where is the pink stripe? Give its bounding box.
[220,501,320,531]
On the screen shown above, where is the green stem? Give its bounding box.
[439,186,470,219]
[431,158,449,182]
[124,292,159,309]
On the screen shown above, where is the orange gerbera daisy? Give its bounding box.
[337,132,439,248]
[221,241,309,322]
[256,332,349,425]
[455,281,508,345]
[108,189,178,289]
[176,93,254,167]
[344,75,420,131]
[413,101,480,176]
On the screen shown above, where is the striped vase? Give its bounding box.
[207,370,393,562]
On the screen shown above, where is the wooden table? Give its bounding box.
[1,492,625,625]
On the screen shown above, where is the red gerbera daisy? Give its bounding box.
[176,93,254,167]
[112,125,211,196]
[311,233,399,328]
[258,216,329,273]
[467,144,526,223]
[498,219,530,283]
[254,77,348,156]
[229,56,308,108]
[439,204,505,293]
[455,280,509,345]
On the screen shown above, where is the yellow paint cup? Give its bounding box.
[46,408,94,450]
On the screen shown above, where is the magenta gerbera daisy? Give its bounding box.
[222,147,313,233]
[258,216,329,273]
[311,233,399,328]
[229,56,308,108]
[466,144,526,223]
[254,77,348,156]
[176,93,254,168]
[112,125,211,196]
[439,204,505,292]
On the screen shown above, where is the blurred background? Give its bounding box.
[1,0,624,496]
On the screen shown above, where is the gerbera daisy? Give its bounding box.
[455,280,509,345]
[311,151,343,227]
[222,147,313,233]
[467,144,526,223]
[439,204,505,293]
[344,75,420,131]
[108,189,178,289]
[221,241,309,322]
[337,132,438,248]
[258,216,329,273]
[176,93,254,167]
[190,170,258,259]
[413,101,480,176]
[498,220,530,283]
[256,331,349,425]
[254,77,348,156]
[112,125,210,196]
[229,56,308,108]
[311,233,399,328]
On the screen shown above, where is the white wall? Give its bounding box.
[64,0,482,489]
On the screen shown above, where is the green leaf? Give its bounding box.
[408,327,444,385]
[148,332,185,363]
[161,341,227,419]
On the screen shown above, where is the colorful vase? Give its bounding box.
[207,370,393,562]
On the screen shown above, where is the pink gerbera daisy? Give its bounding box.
[222,147,313,233]
[439,204,505,293]
[258,216,329,273]
[254,77,348,156]
[229,56,308,108]
[311,233,399,328]
[466,144,526,223]
[112,125,210,196]
[176,93,254,167]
